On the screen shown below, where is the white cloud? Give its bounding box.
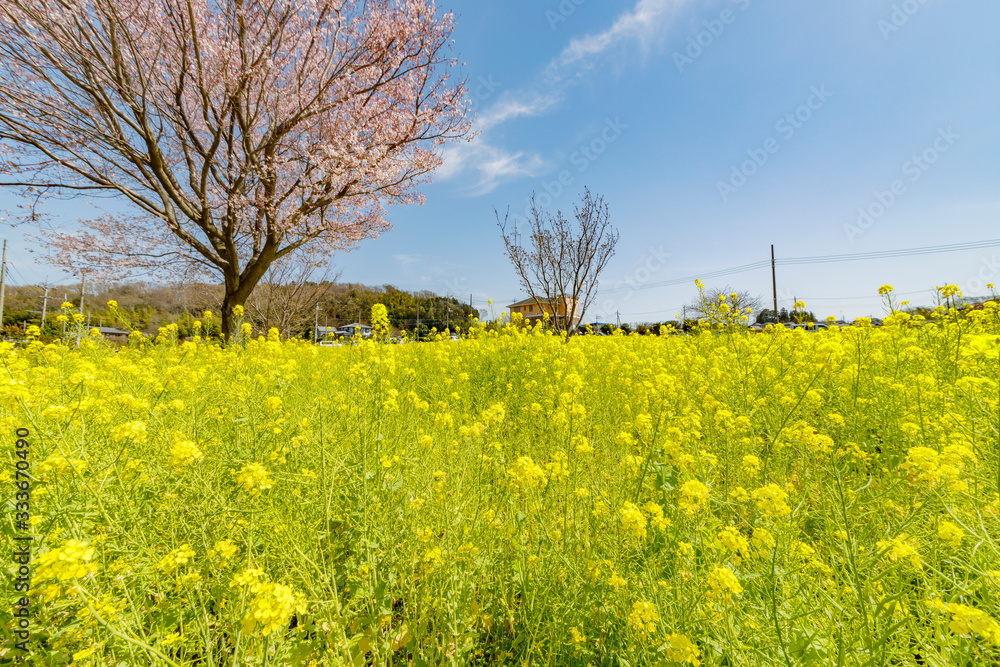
[439,139,548,195]
[477,92,563,132]
[558,0,688,68]
[440,0,692,191]
[392,253,420,265]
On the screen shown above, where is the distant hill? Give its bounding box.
[2,281,475,338]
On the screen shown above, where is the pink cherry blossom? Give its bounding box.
[0,0,472,334]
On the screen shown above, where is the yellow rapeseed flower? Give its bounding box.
[706,566,743,602]
[156,544,196,572]
[752,483,791,518]
[627,599,659,634]
[937,521,963,548]
[35,539,98,582]
[241,582,307,636]
[234,463,274,496]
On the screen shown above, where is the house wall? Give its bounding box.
[509,298,579,322]
[510,299,575,315]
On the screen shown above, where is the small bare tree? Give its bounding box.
[245,260,341,339]
[687,285,763,323]
[497,188,618,336]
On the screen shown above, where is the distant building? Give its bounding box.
[315,323,373,340]
[315,326,338,340]
[325,322,372,338]
[94,326,129,341]
[507,296,581,328]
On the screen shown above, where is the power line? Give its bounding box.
[8,263,29,288]
[777,238,1000,266]
[597,261,770,296]
[596,237,1000,296]
[614,305,687,318]
[797,289,930,302]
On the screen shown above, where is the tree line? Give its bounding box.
[1,280,476,341]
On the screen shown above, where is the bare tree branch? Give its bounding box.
[497,188,618,337]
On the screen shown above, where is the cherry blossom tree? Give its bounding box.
[0,0,470,335]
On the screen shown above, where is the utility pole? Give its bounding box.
[616,310,620,328]
[771,244,778,322]
[682,305,686,331]
[0,240,7,332]
[78,271,86,313]
[314,305,320,343]
[416,304,420,340]
[39,281,51,330]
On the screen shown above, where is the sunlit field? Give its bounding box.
[3,301,1000,666]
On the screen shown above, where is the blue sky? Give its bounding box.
[3,0,1000,322]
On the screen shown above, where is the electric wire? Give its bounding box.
[596,237,1000,296]
[777,238,1000,265]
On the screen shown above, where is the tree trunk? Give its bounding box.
[220,291,239,341]
[221,268,268,339]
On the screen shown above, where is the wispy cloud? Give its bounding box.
[441,0,692,193]
[439,141,548,195]
[477,92,563,132]
[392,253,420,266]
[558,0,688,68]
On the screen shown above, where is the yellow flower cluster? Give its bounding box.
[752,483,791,518]
[679,479,710,515]
[372,303,391,338]
[627,599,659,634]
[937,521,963,548]
[665,633,702,665]
[235,575,307,636]
[169,439,204,466]
[643,501,670,531]
[35,540,98,582]
[927,599,1000,646]
[156,544,196,572]
[751,527,775,554]
[900,444,974,490]
[35,454,87,481]
[619,501,648,539]
[208,539,239,562]
[706,566,743,602]
[718,526,749,560]
[112,420,148,444]
[234,462,274,496]
[876,534,922,569]
[508,456,546,489]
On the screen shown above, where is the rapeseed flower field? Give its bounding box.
[3,294,1000,666]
